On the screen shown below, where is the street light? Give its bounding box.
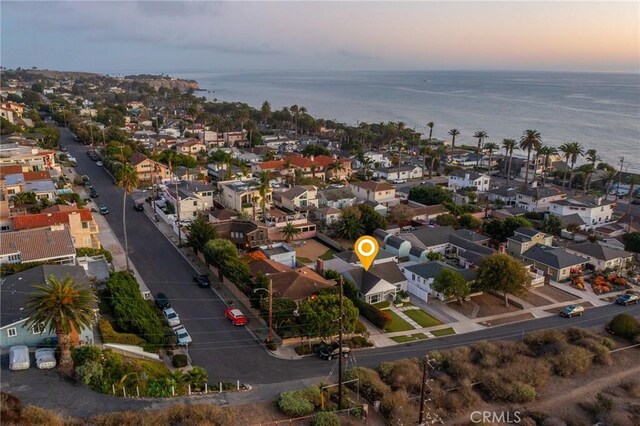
[253,279,273,344]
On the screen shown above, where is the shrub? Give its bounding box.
[349,336,372,348]
[297,386,322,408]
[76,247,113,263]
[311,411,340,426]
[552,344,592,377]
[344,368,390,402]
[353,298,390,330]
[509,383,537,403]
[276,391,314,417]
[172,354,188,368]
[607,314,640,340]
[440,347,476,379]
[379,358,422,394]
[524,330,567,356]
[146,377,176,398]
[575,338,612,365]
[380,390,419,425]
[76,361,104,386]
[187,367,208,389]
[72,345,102,367]
[99,320,146,346]
[354,320,367,334]
[20,405,66,426]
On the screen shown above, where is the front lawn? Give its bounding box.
[404,309,443,328]
[373,300,390,309]
[383,310,414,333]
[431,327,456,337]
[319,249,336,261]
[391,333,428,343]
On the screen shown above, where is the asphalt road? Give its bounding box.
[61,129,640,386]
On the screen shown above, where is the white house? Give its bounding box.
[374,165,423,181]
[313,207,342,225]
[548,196,615,230]
[515,187,567,213]
[565,241,633,271]
[350,181,397,204]
[352,151,392,169]
[400,261,476,302]
[258,243,296,268]
[318,187,357,209]
[447,170,490,192]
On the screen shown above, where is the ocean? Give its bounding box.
[179,70,640,172]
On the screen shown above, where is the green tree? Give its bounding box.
[335,206,364,240]
[432,269,470,305]
[282,222,301,243]
[502,138,516,186]
[582,149,600,194]
[302,145,330,157]
[186,215,218,253]
[473,130,488,169]
[426,251,444,261]
[426,121,435,140]
[256,171,272,223]
[623,232,640,253]
[541,214,563,236]
[448,128,461,151]
[408,185,452,206]
[187,366,208,389]
[115,163,138,271]
[475,254,531,306]
[357,204,388,235]
[25,275,97,375]
[459,213,482,229]
[435,213,459,227]
[298,294,358,340]
[483,142,499,174]
[483,216,533,242]
[203,239,239,269]
[519,129,542,189]
[558,142,584,189]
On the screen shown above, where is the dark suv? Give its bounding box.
[89,188,98,198]
[317,342,351,360]
[193,274,211,288]
[155,292,170,309]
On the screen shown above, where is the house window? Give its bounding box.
[412,273,415,281]
[193,201,198,206]
[7,328,17,338]
[32,322,46,334]
[82,222,88,229]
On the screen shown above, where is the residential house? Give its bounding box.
[0,145,57,171]
[0,225,76,265]
[388,201,449,225]
[176,139,207,157]
[164,181,215,218]
[252,155,352,182]
[313,207,342,225]
[258,243,296,268]
[521,245,588,281]
[12,207,100,249]
[342,262,407,304]
[218,179,271,218]
[507,227,554,258]
[249,260,335,301]
[400,261,477,302]
[130,152,172,184]
[352,151,392,169]
[565,242,633,271]
[0,265,96,348]
[548,196,615,230]
[272,185,318,212]
[264,209,317,241]
[350,181,397,205]
[374,165,423,181]
[487,186,518,207]
[515,187,567,213]
[211,219,269,249]
[447,170,491,193]
[318,187,357,209]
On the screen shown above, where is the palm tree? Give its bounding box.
[419,143,433,178]
[483,142,499,175]
[396,141,407,180]
[360,156,374,180]
[282,222,301,243]
[519,129,542,189]
[473,131,488,169]
[603,167,618,200]
[11,191,37,207]
[116,163,138,271]
[558,142,584,189]
[327,159,345,181]
[257,171,272,223]
[448,128,461,151]
[261,101,272,125]
[289,105,299,133]
[502,139,516,186]
[25,275,97,375]
[428,144,446,179]
[537,145,557,188]
[426,121,435,140]
[583,149,600,194]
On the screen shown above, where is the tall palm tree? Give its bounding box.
[419,143,433,179]
[361,156,374,180]
[448,128,461,151]
[473,131,488,169]
[428,144,446,179]
[26,275,97,375]
[282,222,301,243]
[257,171,272,224]
[519,129,542,189]
[327,159,346,181]
[583,149,600,195]
[537,145,557,188]
[289,105,299,133]
[483,142,499,174]
[396,141,407,180]
[426,121,435,140]
[11,191,37,208]
[603,167,618,200]
[116,163,139,271]
[558,142,584,189]
[502,139,516,186]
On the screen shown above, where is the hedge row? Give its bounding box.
[99,320,146,346]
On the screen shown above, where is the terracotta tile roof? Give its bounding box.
[249,259,292,276]
[0,226,76,262]
[0,164,23,178]
[22,171,51,181]
[13,209,93,230]
[258,160,285,170]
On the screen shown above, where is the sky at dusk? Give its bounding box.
[1,1,638,74]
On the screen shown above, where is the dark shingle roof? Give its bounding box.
[513,227,541,238]
[404,261,476,282]
[386,235,406,249]
[567,242,633,262]
[335,250,395,264]
[522,245,588,269]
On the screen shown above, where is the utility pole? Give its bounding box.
[338,275,344,410]
[267,278,273,343]
[418,356,438,425]
[170,160,182,246]
[617,157,625,201]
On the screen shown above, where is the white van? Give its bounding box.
[9,345,30,371]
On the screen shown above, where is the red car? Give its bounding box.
[224,307,248,326]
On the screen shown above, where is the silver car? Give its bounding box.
[173,325,192,346]
[163,308,181,327]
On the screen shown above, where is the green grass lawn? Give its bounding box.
[319,249,336,261]
[296,256,313,264]
[403,309,443,328]
[391,333,428,343]
[373,300,390,309]
[384,310,414,333]
[431,327,456,337]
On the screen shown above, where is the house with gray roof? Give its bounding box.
[522,245,588,281]
[507,227,554,257]
[565,242,633,271]
[400,261,476,302]
[318,187,357,209]
[342,262,407,304]
[488,186,518,207]
[0,265,96,348]
[447,170,491,192]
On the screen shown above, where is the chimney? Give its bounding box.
[498,243,506,254]
[316,258,324,274]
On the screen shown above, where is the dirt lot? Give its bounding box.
[449,341,640,425]
[482,312,535,326]
[535,284,582,303]
[449,293,521,318]
[518,290,554,307]
[294,239,336,263]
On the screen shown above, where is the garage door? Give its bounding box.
[408,282,429,302]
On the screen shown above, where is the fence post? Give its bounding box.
[188,384,191,395]
[219,382,222,393]
[112,384,115,395]
[172,385,175,397]
[137,386,140,397]
[123,388,127,398]
[237,380,240,391]
[205,383,208,394]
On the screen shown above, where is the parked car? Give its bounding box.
[173,325,192,346]
[96,161,103,167]
[392,179,407,184]
[317,342,351,361]
[134,199,145,211]
[89,188,98,198]
[35,348,57,370]
[616,293,640,306]
[560,305,584,318]
[99,205,109,215]
[9,346,30,370]
[193,274,211,288]
[224,307,248,326]
[155,292,170,309]
[60,146,67,152]
[162,308,181,327]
